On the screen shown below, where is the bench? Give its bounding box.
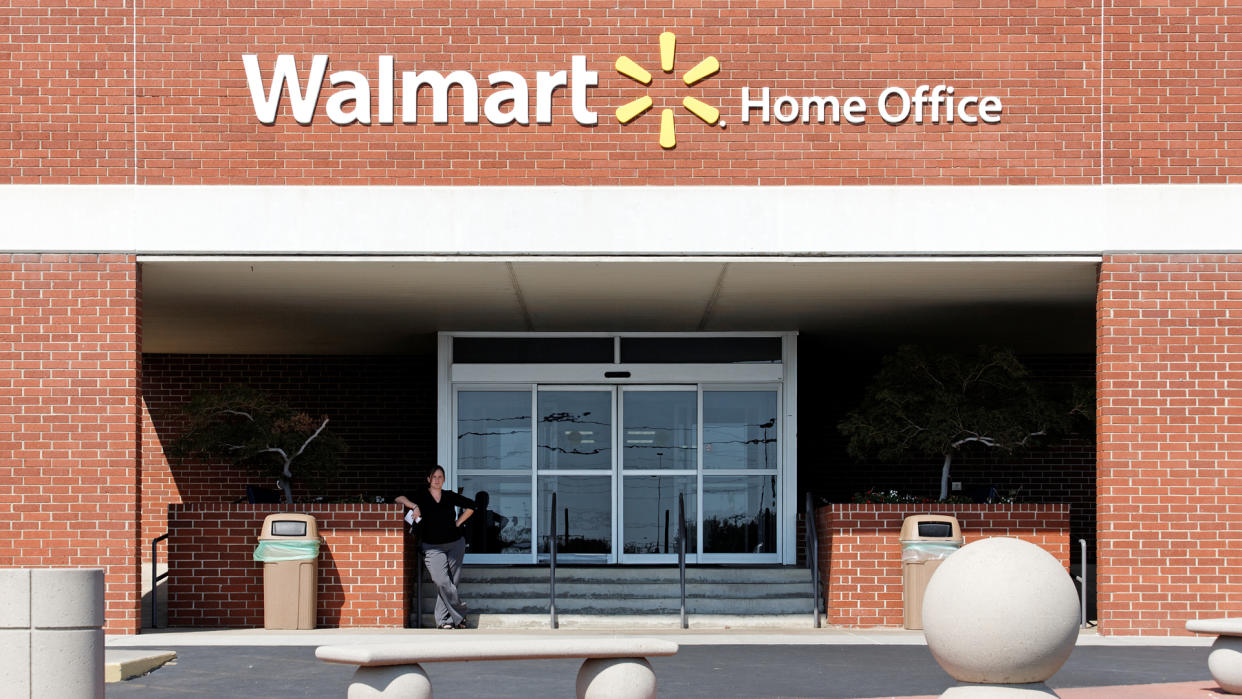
[316,636,679,699]
[1186,617,1242,694]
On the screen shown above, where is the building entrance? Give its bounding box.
[440,333,796,565]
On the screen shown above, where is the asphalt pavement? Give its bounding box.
[106,643,1214,698]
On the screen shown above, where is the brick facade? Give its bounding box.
[4,0,1242,638]
[802,352,1097,551]
[167,503,406,628]
[1096,255,1242,635]
[140,353,437,548]
[0,254,141,634]
[817,504,1070,628]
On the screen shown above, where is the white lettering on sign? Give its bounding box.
[242,55,599,126]
[744,84,1002,126]
[877,86,1002,125]
[242,55,1001,131]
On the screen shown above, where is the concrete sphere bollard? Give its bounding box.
[922,537,1079,686]
[1208,636,1242,694]
[348,664,433,699]
[575,657,658,699]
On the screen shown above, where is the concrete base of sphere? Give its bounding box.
[940,682,1059,697]
[347,664,433,699]
[1209,636,1242,694]
[575,657,657,699]
[922,537,1079,685]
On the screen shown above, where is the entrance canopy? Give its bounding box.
[139,255,1099,355]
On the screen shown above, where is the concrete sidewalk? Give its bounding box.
[107,625,1213,648]
[104,627,1218,698]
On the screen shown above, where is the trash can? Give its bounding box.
[254,513,320,630]
[900,514,963,630]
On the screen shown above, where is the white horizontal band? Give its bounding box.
[4,184,1239,255]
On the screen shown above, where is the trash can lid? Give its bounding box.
[260,513,319,540]
[899,514,963,543]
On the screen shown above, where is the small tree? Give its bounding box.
[171,385,346,504]
[839,346,1091,501]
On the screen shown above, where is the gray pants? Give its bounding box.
[421,538,467,626]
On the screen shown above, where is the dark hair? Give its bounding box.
[425,465,446,480]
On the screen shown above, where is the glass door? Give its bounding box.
[455,387,535,563]
[536,387,615,563]
[700,387,780,561]
[619,386,699,563]
[456,382,781,564]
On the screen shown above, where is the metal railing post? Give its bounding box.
[678,493,687,629]
[150,534,169,628]
[805,493,821,628]
[549,492,558,629]
[1075,538,1088,628]
[413,548,423,628]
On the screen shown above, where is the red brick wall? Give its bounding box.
[7,2,1242,183]
[1,0,1099,185]
[140,353,436,550]
[817,504,1070,627]
[167,503,406,627]
[1096,255,1242,635]
[1106,2,1242,182]
[0,254,141,634]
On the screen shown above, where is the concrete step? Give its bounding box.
[409,613,822,630]
[458,581,812,599]
[456,566,813,585]
[417,596,815,615]
[414,565,819,618]
[475,598,811,614]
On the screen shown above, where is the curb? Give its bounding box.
[105,649,177,682]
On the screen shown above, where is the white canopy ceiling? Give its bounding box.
[139,255,1099,354]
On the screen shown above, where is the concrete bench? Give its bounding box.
[1186,617,1242,694]
[316,636,679,699]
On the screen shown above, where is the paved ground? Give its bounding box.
[107,644,1215,698]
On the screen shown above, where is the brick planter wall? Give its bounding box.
[1097,255,1242,636]
[816,503,1070,628]
[166,504,406,628]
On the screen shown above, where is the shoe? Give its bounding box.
[455,620,468,629]
[438,623,455,629]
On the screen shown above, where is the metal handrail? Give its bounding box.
[150,534,169,628]
[678,493,687,629]
[1075,538,1088,628]
[805,493,822,628]
[413,546,424,628]
[549,491,558,629]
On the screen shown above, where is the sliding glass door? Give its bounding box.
[455,383,780,564]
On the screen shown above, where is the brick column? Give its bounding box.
[0,254,142,634]
[1097,254,1242,635]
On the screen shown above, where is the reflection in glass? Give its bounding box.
[538,392,611,470]
[703,391,778,470]
[457,391,531,470]
[538,477,612,555]
[622,391,697,470]
[703,476,777,554]
[623,476,697,554]
[458,475,531,555]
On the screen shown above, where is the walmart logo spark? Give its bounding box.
[615,32,721,149]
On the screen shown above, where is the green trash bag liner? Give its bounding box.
[900,541,960,563]
[254,539,320,562]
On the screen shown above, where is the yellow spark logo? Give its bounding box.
[615,32,721,149]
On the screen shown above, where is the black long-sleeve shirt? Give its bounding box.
[406,489,476,545]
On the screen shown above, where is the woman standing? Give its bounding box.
[395,465,476,629]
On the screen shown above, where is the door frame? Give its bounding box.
[439,332,798,565]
